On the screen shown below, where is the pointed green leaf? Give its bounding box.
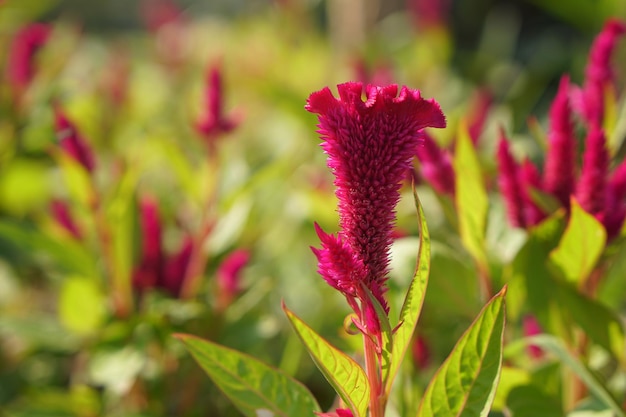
[385,188,430,395]
[418,287,507,417]
[525,335,625,417]
[454,123,488,269]
[283,304,369,417]
[174,333,320,417]
[549,199,606,285]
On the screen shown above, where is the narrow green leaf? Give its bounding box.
[283,304,369,417]
[174,333,320,417]
[418,287,507,417]
[385,188,430,395]
[525,335,625,417]
[454,123,488,269]
[549,199,606,285]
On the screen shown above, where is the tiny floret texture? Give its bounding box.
[306,82,445,312]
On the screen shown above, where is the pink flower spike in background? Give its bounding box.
[306,82,445,334]
[133,195,164,293]
[543,75,576,210]
[316,408,354,417]
[216,249,249,307]
[50,199,82,240]
[195,62,239,144]
[497,132,527,228]
[6,23,50,94]
[576,126,609,216]
[54,107,96,173]
[523,315,544,360]
[416,132,455,196]
[578,19,626,126]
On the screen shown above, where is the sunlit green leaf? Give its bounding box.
[549,199,606,285]
[418,287,506,417]
[59,276,107,334]
[454,122,488,270]
[385,188,429,395]
[175,333,320,417]
[283,304,369,417]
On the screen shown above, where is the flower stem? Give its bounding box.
[363,332,384,417]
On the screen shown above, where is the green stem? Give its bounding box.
[364,332,384,417]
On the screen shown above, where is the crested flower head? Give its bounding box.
[543,75,576,209]
[497,133,527,228]
[315,409,354,417]
[306,82,445,318]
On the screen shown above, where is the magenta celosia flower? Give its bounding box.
[497,134,527,228]
[600,161,626,239]
[496,130,546,229]
[406,0,450,30]
[576,19,626,126]
[217,249,249,297]
[54,108,96,173]
[140,0,184,32]
[412,334,430,369]
[133,195,163,292]
[576,126,609,216]
[133,195,193,297]
[50,199,82,240]
[195,62,238,144]
[543,75,576,209]
[467,89,492,145]
[306,82,445,332]
[162,236,193,297]
[5,23,50,93]
[416,132,455,195]
[523,315,544,359]
[316,409,354,417]
[519,159,546,227]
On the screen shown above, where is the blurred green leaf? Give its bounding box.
[506,385,562,417]
[491,366,530,411]
[555,283,625,361]
[454,123,488,270]
[175,333,320,417]
[0,220,94,277]
[56,153,93,209]
[417,287,506,417]
[549,199,606,285]
[58,276,107,334]
[283,304,368,417]
[0,159,50,216]
[506,212,566,333]
[385,189,429,395]
[526,335,624,417]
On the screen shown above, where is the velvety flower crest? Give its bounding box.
[306,82,445,317]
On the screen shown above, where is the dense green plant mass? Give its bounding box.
[1,1,626,416]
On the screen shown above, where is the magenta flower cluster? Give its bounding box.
[306,82,445,337]
[498,19,626,238]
